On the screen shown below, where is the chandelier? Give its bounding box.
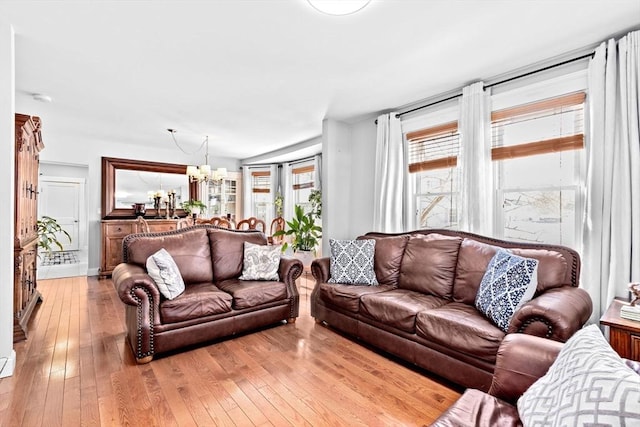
[167,129,228,183]
[307,0,371,16]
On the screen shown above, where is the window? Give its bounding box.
[407,121,460,228]
[292,164,315,211]
[492,92,585,246]
[251,170,272,224]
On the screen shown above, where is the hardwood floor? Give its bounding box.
[0,276,460,426]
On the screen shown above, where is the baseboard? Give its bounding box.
[87,267,100,277]
[0,350,16,378]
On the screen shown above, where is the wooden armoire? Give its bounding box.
[13,113,44,341]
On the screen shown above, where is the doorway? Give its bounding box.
[37,170,88,279]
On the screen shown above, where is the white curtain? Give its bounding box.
[582,30,640,323]
[457,82,493,235]
[373,112,406,232]
[241,166,252,219]
[281,162,293,221]
[313,154,322,190]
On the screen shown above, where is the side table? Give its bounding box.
[600,298,640,361]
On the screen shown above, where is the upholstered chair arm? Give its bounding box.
[509,286,592,342]
[488,333,562,404]
[311,257,331,284]
[278,257,303,320]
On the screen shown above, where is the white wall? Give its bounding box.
[346,117,377,237]
[0,18,15,378]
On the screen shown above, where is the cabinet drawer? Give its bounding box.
[105,223,135,237]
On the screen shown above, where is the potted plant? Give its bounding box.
[37,215,72,255]
[273,204,322,265]
[181,199,206,217]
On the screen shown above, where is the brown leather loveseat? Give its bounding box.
[311,229,592,391]
[113,225,303,363]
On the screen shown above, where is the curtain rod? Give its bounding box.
[377,51,594,123]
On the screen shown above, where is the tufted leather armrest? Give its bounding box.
[311,257,331,284]
[509,286,592,342]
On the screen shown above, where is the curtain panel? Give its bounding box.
[373,112,407,232]
[457,82,493,235]
[582,30,640,323]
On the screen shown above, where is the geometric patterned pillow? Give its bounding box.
[475,249,538,332]
[328,239,378,285]
[239,241,282,281]
[518,324,640,425]
[146,248,185,300]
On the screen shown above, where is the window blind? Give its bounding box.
[491,92,585,161]
[292,164,314,190]
[251,171,271,193]
[407,121,459,173]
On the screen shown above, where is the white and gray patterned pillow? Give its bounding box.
[146,248,185,300]
[518,324,640,426]
[475,249,538,332]
[328,239,378,286]
[239,241,281,281]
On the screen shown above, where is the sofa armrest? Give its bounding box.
[509,286,592,342]
[488,333,563,404]
[278,256,303,289]
[311,257,331,284]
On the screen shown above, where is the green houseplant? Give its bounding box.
[37,215,72,255]
[273,204,322,253]
[181,199,206,216]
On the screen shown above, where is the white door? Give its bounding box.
[38,179,80,251]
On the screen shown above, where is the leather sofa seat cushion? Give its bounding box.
[208,229,268,282]
[160,282,232,323]
[416,303,505,363]
[319,283,396,313]
[360,289,448,333]
[431,388,522,427]
[357,234,409,287]
[217,279,286,310]
[398,234,462,298]
[125,228,213,284]
[452,239,570,304]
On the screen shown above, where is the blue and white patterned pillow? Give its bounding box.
[475,249,538,332]
[328,239,378,286]
[146,248,185,300]
[239,241,282,281]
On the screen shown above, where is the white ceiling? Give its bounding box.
[2,0,639,162]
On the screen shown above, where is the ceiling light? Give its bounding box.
[307,0,371,16]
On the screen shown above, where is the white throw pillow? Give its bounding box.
[518,324,640,426]
[328,239,378,285]
[475,249,538,332]
[239,241,281,281]
[146,248,185,300]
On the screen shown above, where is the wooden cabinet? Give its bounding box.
[14,114,45,342]
[99,219,179,278]
[206,172,242,222]
[600,299,640,362]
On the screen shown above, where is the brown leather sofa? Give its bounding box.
[311,229,592,391]
[113,225,303,363]
[430,333,640,426]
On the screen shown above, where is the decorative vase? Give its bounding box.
[132,203,146,217]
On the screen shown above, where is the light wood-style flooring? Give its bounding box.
[0,276,460,426]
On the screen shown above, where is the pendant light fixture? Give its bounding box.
[307,0,371,16]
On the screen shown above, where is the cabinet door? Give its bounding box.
[101,222,135,276]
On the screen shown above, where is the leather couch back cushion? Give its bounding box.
[452,239,569,304]
[357,234,409,287]
[208,229,267,282]
[398,234,462,298]
[125,228,213,284]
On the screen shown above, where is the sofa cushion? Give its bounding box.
[475,250,538,332]
[217,278,287,310]
[360,289,448,333]
[357,234,409,287]
[126,228,214,284]
[239,241,281,281]
[146,248,185,300]
[416,303,505,363]
[453,239,569,304]
[319,283,396,313]
[518,324,640,425]
[398,234,462,299]
[209,229,268,282]
[328,239,378,285]
[159,282,233,323]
